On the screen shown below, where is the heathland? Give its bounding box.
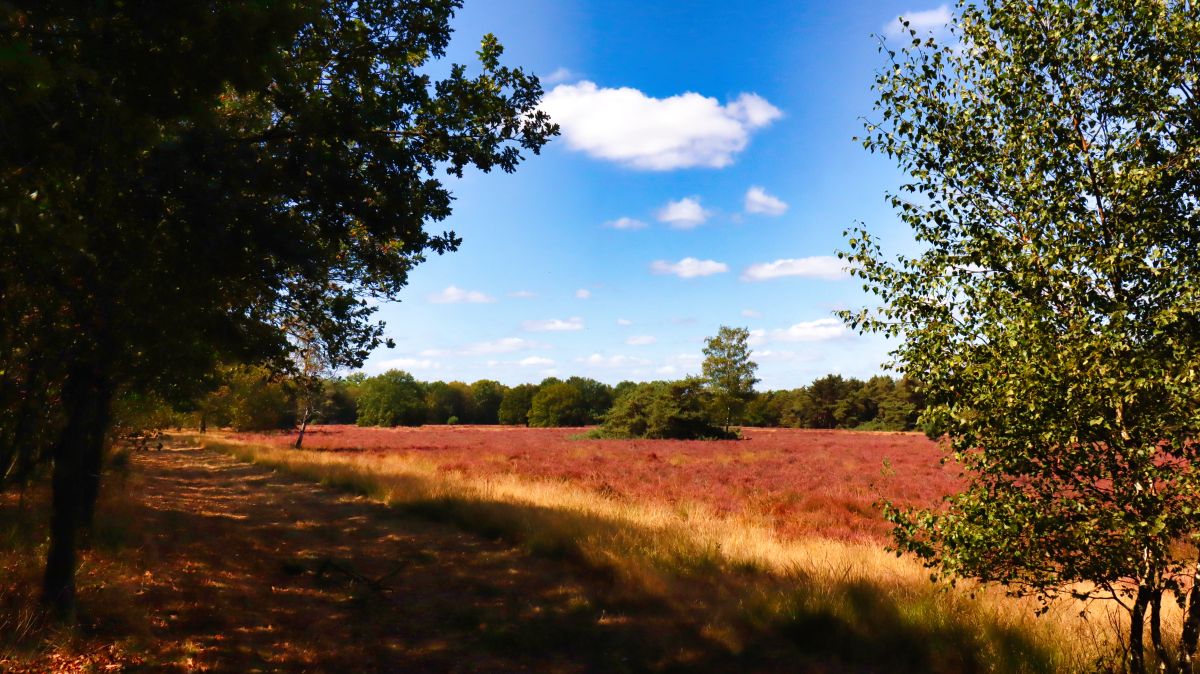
[2,426,1131,672]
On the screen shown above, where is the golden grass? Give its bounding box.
[208,435,1138,673]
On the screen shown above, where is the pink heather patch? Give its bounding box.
[231,425,959,543]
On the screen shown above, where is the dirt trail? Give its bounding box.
[106,441,714,673]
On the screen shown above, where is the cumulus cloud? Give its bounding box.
[744,186,788,216]
[517,356,555,367]
[616,318,633,326]
[625,335,657,346]
[741,309,762,318]
[460,337,542,356]
[539,81,782,170]
[575,288,592,299]
[522,317,585,332]
[605,216,647,230]
[656,197,710,229]
[740,256,849,282]
[884,5,952,37]
[650,257,729,279]
[764,318,848,342]
[427,285,496,304]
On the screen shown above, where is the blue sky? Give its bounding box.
[360,1,953,390]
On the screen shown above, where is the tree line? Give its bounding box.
[187,366,924,433]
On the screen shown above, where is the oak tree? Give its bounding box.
[1,0,555,619]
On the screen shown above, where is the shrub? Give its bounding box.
[599,378,735,440]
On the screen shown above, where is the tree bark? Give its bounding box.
[41,365,112,622]
[1150,589,1171,673]
[294,409,311,449]
[1179,565,1200,673]
[1132,586,1152,674]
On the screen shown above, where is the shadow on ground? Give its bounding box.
[1,440,1065,673]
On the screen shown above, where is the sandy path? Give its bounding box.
[119,442,699,673]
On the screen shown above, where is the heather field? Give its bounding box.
[232,425,959,542]
[213,427,1126,672]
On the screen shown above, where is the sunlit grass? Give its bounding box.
[210,435,1127,673]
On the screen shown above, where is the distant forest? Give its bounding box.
[176,367,924,434]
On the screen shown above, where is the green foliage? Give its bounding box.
[192,365,296,432]
[611,380,638,402]
[498,384,538,426]
[843,1,1200,669]
[313,378,359,424]
[355,370,426,427]
[527,383,587,428]
[470,380,507,424]
[2,0,556,613]
[564,376,614,424]
[701,326,759,430]
[424,381,474,425]
[599,379,735,440]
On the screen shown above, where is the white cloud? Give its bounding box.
[616,318,633,326]
[884,5,952,37]
[626,335,657,346]
[741,309,762,318]
[744,186,788,216]
[375,357,442,371]
[460,337,542,356]
[427,285,496,304]
[580,353,651,368]
[741,256,849,282]
[539,81,782,170]
[765,318,848,342]
[650,257,729,279]
[673,352,703,365]
[419,348,450,357]
[509,290,537,299]
[542,67,578,85]
[517,356,555,367]
[656,365,678,376]
[575,288,592,299]
[656,197,710,229]
[522,317,585,332]
[605,216,648,230]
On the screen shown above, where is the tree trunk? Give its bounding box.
[199,412,207,435]
[1131,586,1152,674]
[41,365,112,622]
[1150,589,1171,673]
[1179,565,1200,673]
[294,409,311,449]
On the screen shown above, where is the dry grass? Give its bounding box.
[211,434,1130,673]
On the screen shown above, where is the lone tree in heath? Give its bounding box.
[0,0,556,621]
[842,2,1200,671]
[702,326,759,432]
